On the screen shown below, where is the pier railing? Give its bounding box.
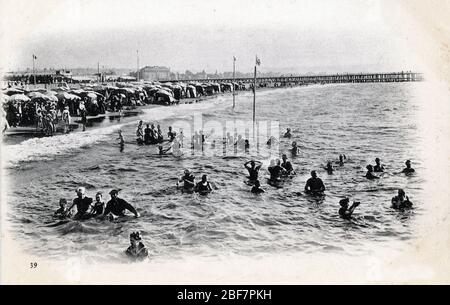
[162,72,424,85]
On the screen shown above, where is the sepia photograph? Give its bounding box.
[0,0,449,286]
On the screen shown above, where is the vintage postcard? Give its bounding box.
[0,0,449,285]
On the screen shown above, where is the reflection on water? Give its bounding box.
[4,83,425,262]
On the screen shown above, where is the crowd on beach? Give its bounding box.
[51,123,416,260]
[1,80,249,135]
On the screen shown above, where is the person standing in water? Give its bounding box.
[54,198,71,219]
[391,189,413,210]
[177,169,195,192]
[136,120,144,145]
[291,141,299,157]
[281,154,294,175]
[65,187,93,220]
[283,128,292,138]
[373,158,384,172]
[244,160,262,183]
[268,159,286,182]
[402,160,415,174]
[365,165,379,179]
[304,171,325,194]
[338,198,360,219]
[91,192,106,217]
[324,161,334,174]
[125,231,148,261]
[103,189,140,220]
[117,130,125,152]
[194,174,213,194]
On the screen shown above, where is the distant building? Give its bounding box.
[139,66,171,81]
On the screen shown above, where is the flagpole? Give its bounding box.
[32,54,36,85]
[253,61,256,124]
[136,50,139,82]
[232,56,236,109]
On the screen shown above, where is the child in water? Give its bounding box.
[125,231,148,261]
[54,198,71,219]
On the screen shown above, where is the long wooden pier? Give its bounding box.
[163,72,423,85]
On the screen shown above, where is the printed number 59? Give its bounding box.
[30,262,38,269]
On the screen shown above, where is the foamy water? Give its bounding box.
[3,83,426,263]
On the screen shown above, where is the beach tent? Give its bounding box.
[9,94,30,102]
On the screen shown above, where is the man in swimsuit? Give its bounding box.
[281,154,294,175]
[291,141,299,157]
[195,174,213,194]
[103,189,140,220]
[244,160,262,183]
[391,189,413,209]
[283,128,292,138]
[177,169,195,192]
[373,157,384,172]
[365,165,379,179]
[402,160,415,174]
[91,192,105,216]
[304,171,325,194]
[66,187,93,220]
[338,198,360,219]
[167,126,176,142]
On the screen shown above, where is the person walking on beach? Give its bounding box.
[117,130,125,152]
[136,120,144,144]
[62,106,70,133]
[81,109,87,132]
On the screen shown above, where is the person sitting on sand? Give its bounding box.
[365,165,379,179]
[281,154,294,175]
[291,141,299,157]
[391,189,413,210]
[283,128,292,138]
[103,189,140,220]
[125,231,148,261]
[54,198,72,219]
[304,171,325,194]
[373,158,384,172]
[91,192,105,216]
[194,174,213,195]
[338,198,360,219]
[177,169,195,192]
[324,161,334,174]
[244,160,262,183]
[251,180,265,194]
[65,187,93,220]
[402,160,415,174]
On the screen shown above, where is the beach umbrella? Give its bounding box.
[9,94,30,102]
[27,92,48,99]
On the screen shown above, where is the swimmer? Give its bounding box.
[291,141,299,157]
[304,171,325,194]
[158,145,171,155]
[251,180,265,194]
[54,198,72,218]
[66,187,93,220]
[338,198,360,219]
[125,231,148,261]
[391,189,413,210]
[244,160,262,182]
[365,165,379,179]
[177,169,195,192]
[338,154,346,166]
[373,158,384,172]
[324,161,334,174]
[268,159,286,182]
[194,174,213,194]
[283,128,292,138]
[281,154,295,175]
[266,136,277,146]
[103,189,140,220]
[91,192,105,217]
[402,160,415,174]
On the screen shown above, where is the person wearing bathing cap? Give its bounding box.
[338,197,360,219]
[65,186,93,219]
[103,189,140,219]
[125,231,148,261]
[177,169,195,193]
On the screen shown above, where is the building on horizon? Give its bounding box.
[138,66,172,81]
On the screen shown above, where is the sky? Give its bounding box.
[0,0,425,74]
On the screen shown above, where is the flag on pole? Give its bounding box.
[255,55,261,66]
